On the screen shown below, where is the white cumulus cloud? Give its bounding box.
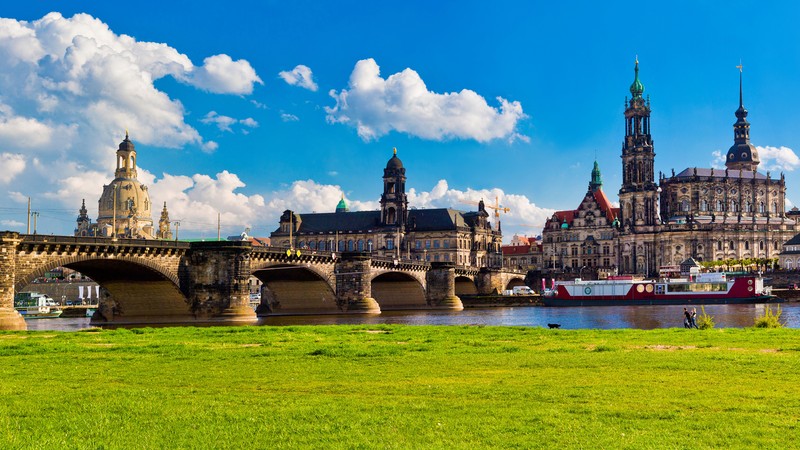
[185,54,262,95]
[325,58,527,143]
[712,146,799,172]
[0,153,25,184]
[0,11,260,199]
[757,146,800,172]
[278,64,318,91]
[148,170,266,233]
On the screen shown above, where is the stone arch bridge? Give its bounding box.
[0,232,525,330]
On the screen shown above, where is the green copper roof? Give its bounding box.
[590,160,602,190]
[630,59,644,98]
[335,197,348,213]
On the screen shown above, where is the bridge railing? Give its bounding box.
[19,234,191,249]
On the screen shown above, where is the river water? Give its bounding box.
[24,303,800,331]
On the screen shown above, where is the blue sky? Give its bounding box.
[2,1,800,240]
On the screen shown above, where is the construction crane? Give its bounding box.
[462,196,510,228]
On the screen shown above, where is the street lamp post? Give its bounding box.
[173,221,181,241]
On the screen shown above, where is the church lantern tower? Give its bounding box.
[725,66,760,172]
[157,202,173,240]
[75,199,92,236]
[618,58,659,231]
[380,148,408,228]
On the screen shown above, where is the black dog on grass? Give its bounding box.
[547,323,561,329]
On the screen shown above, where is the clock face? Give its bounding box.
[680,187,688,194]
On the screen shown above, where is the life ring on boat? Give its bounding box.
[584,286,592,295]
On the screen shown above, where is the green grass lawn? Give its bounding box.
[1,325,799,449]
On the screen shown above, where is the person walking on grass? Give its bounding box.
[691,308,699,329]
[683,307,691,328]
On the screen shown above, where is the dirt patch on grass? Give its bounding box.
[240,343,262,347]
[640,345,697,351]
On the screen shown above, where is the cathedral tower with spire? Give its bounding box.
[725,66,760,171]
[618,58,659,231]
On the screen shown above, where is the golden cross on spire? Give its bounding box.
[635,54,638,65]
[736,60,743,73]
[393,147,397,155]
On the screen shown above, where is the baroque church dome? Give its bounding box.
[95,133,155,238]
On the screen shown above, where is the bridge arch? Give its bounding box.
[15,255,189,323]
[504,277,527,291]
[251,263,337,315]
[370,271,427,310]
[455,275,478,296]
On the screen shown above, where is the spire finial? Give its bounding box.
[125,128,129,139]
[393,147,397,155]
[736,61,744,108]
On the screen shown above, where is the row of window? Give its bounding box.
[679,199,778,214]
[714,240,779,251]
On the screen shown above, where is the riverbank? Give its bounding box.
[459,294,542,307]
[1,326,798,448]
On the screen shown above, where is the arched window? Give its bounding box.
[717,241,722,251]
[744,241,750,250]
[759,241,764,251]
[775,241,780,250]
[681,199,690,212]
[716,200,724,212]
[700,199,708,212]
[347,240,354,251]
[298,241,306,249]
[386,207,396,224]
[338,240,345,252]
[357,239,364,251]
[787,259,794,270]
[772,202,778,214]
[759,202,765,213]
[309,241,317,250]
[729,241,735,250]
[318,240,326,251]
[730,200,738,213]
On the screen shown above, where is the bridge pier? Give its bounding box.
[475,268,504,295]
[0,232,26,330]
[184,241,257,323]
[426,262,463,310]
[335,253,380,313]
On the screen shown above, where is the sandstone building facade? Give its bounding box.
[270,149,504,268]
[543,61,797,277]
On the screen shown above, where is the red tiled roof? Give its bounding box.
[502,245,533,255]
[592,189,618,222]
[553,210,575,223]
[249,237,271,247]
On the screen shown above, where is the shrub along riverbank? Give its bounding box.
[1,325,799,448]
